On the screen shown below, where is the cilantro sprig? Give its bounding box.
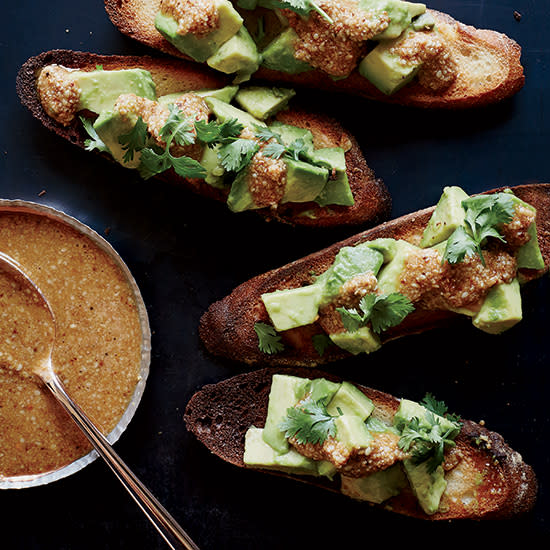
[263,0,333,24]
[255,126,309,162]
[443,193,516,266]
[80,116,110,153]
[337,293,414,334]
[279,398,339,445]
[254,322,284,354]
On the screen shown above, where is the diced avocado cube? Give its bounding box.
[244,427,319,475]
[261,283,323,331]
[403,460,446,515]
[360,0,426,40]
[76,68,156,114]
[309,378,341,404]
[323,244,385,300]
[263,374,311,454]
[341,465,408,503]
[268,121,314,155]
[412,11,436,31]
[393,399,460,438]
[517,222,545,270]
[235,86,296,120]
[327,381,374,420]
[420,186,469,248]
[472,279,522,335]
[157,85,239,105]
[334,415,373,449]
[200,145,226,188]
[154,0,243,62]
[359,30,422,95]
[281,158,329,204]
[226,167,258,212]
[93,110,140,169]
[261,28,313,74]
[206,96,266,128]
[317,460,338,479]
[376,240,419,294]
[364,238,399,263]
[206,26,260,83]
[329,327,382,355]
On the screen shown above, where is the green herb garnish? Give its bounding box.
[118,116,148,163]
[279,399,338,445]
[254,322,284,354]
[337,293,414,334]
[80,116,110,153]
[264,0,333,24]
[312,333,332,357]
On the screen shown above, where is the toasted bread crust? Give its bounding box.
[16,49,390,228]
[199,184,550,366]
[104,1,524,108]
[184,367,538,520]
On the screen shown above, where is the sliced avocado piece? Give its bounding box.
[206,26,260,83]
[157,85,239,105]
[226,166,258,212]
[403,460,446,515]
[327,381,374,420]
[472,279,522,335]
[334,415,373,449]
[263,374,311,454]
[244,427,319,475]
[420,186,469,248]
[206,96,266,128]
[309,378,341,404]
[93,110,140,169]
[261,283,324,331]
[281,158,329,204]
[317,460,338,479]
[365,415,400,435]
[341,465,408,503]
[268,121,314,154]
[235,86,296,120]
[359,29,422,95]
[154,0,243,62]
[329,327,382,355]
[306,148,354,207]
[359,0,426,40]
[412,11,436,31]
[200,145,226,188]
[261,28,313,74]
[364,238,400,263]
[376,240,419,294]
[393,399,460,438]
[76,68,156,114]
[517,222,545,270]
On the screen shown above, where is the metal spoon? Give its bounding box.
[0,251,199,550]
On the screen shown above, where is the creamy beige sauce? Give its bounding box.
[0,212,143,478]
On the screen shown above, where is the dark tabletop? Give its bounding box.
[1,0,549,547]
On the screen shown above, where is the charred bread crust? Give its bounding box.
[104,1,524,108]
[184,367,538,520]
[199,184,550,366]
[16,49,390,228]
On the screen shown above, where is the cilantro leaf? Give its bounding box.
[279,399,338,445]
[169,154,206,179]
[286,138,308,161]
[194,119,223,144]
[254,125,282,144]
[254,322,284,354]
[80,116,110,153]
[312,333,332,357]
[118,116,148,163]
[217,118,244,142]
[138,146,170,179]
[421,393,448,417]
[160,105,196,147]
[443,225,479,264]
[219,138,259,172]
[261,141,287,159]
[262,0,333,23]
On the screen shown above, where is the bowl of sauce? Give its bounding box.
[0,200,151,488]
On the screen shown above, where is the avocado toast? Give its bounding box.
[184,367,537,520]
[16,50,390,227]
[200,184,550,365]
[104,0,524,108]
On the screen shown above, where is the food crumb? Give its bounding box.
[479,419,485,426]
[65,28,70,33]
[513,11,522,22]
[104,227,111,235]
[38,189,47,197]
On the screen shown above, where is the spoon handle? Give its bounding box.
[42,372,200,550]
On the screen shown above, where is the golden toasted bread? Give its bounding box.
[105,1,524,108]
[184,367,538,520]
[200,184,550,366]
[16,49,390,228]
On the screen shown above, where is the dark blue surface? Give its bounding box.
[1,1,549,547]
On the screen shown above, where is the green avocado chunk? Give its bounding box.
[206,96,266,128]
[154,0,243,62]
[307,148,354,207]
[309,378,341,404]
[281,158,329,204]
[206,26,261,83]
[226,166,257,212]
[420,186,469,248]
[334,415,373,449]
[235,86,296,120]
[327,381,374,420]
[76,68,156,114]
[263,374,311,454]
[157,85,239,105]
[261,28,313,74]
[359,29,422,95]
[93,110,140,169]
[359,0,426,40]
[341,465,408,503]
[200,145,226,188]
[371,240,418,295]
[329,327,382,355]
[403,460,447,515]
[472,279,522,335]
[268,121,314,154]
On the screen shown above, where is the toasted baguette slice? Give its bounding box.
[200,184,550,366]
[184,367,538,520]
[16,50,390,228]
[105,1,524,108]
